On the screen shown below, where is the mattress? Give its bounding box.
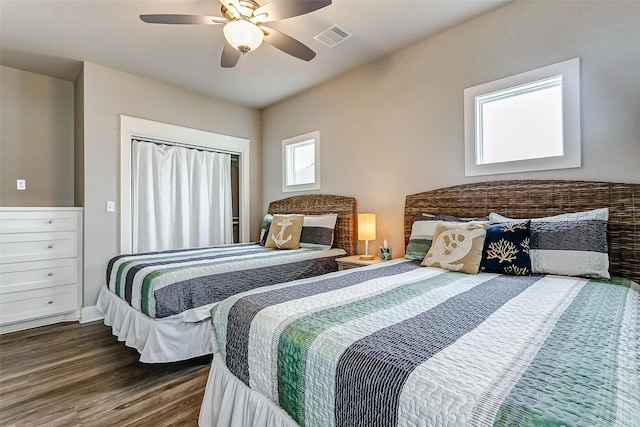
[105,242,345,321]
[209,259,640,426]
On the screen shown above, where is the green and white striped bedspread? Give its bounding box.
[211,259,640,426]
[106,243,345,320]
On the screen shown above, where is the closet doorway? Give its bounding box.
[119,116,250,253]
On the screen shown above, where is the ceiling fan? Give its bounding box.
[140,0,332,68]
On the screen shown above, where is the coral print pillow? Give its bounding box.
[265,214,304,249]
[421,222,488,274]
[480,220,532,276]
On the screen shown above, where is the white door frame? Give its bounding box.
[119,115,251,253]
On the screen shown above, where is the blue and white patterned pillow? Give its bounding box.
[489,208,609,279]
[299,213,338,250]
[480,220,531,276]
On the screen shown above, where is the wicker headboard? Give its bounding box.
[268,194,356,256]
[405,180,639,283]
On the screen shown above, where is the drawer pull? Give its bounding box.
[48,272,54,277]
[48,244,54,249]
[48,300,53,304]
[47,220,54,224]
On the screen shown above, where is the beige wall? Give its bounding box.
[0,66,74,206]
[81,62,262,307]
[74,64,84,207]
[261,1,640,258]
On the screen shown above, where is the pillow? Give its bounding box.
[299,213,338,249]
[421,222,488,274]
[259,214,273,246]
[405,214,488,261]
[489,208,609,279]
[480,220,531,276]
[265,214,304,249]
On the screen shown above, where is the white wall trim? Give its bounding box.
[0,313,79,334]
[119,115,251,253]
[80,306,104,323]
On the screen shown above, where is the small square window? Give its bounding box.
[477,76,564,164]
[465,58,581,176]
[282,131,320,192]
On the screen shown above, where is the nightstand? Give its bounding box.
[336,255,382,271]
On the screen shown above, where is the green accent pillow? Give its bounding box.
[259,214,273,246]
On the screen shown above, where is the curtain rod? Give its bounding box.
[132,136,240,157]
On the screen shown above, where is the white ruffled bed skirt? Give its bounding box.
[199,353,299,427]
[97,285,212,363]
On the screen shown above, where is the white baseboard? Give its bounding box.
[81,306,104,323]
[1,307,103,334]
[0,312,78,334]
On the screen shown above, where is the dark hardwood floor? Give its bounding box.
[0,321,211,427]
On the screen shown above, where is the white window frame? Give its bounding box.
[464,57,581,176]
[282,130,321,192]
[119,115,250,253]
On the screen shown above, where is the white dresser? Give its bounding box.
[0,207,83,332]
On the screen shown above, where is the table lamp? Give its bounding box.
[358,213,376,260]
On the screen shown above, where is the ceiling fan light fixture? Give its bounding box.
[223,20,264,53]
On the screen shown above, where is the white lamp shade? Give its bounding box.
[223,20,264,52]
[358,213,376,241]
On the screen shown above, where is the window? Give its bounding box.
[464,58,581,176]
[282,131,320,192]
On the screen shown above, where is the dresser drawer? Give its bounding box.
[0,284,78,325]
[0,210,78,233]
[0,259,77,293]
[0,232,77,264]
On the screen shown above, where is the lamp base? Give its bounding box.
[359,254,375,260]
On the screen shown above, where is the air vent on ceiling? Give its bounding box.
[313,24,353,48]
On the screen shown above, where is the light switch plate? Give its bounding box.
[106,201,116,212]
[17,179,26,190]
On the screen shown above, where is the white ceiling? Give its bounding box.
[0,0,510,109]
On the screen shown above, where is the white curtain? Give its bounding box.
[132,140,233,252]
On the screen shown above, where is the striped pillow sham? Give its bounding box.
[489,208,609,279]
[299,213,338,250]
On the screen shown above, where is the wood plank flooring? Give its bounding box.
[0,321,212,427]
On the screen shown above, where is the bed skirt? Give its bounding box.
[199,353,298,427]
[97,285,212,363]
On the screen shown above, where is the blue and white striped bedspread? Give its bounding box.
[211,259,640,426]
[106,243,345,319]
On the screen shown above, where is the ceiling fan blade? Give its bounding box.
[262,26,316,61]
[255,0,331,22]
[218,0,243,19]
[140,14,226,25]
[221,42,242,68]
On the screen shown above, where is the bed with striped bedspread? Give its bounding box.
[210,259,640,426]
[105,243,345,320]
